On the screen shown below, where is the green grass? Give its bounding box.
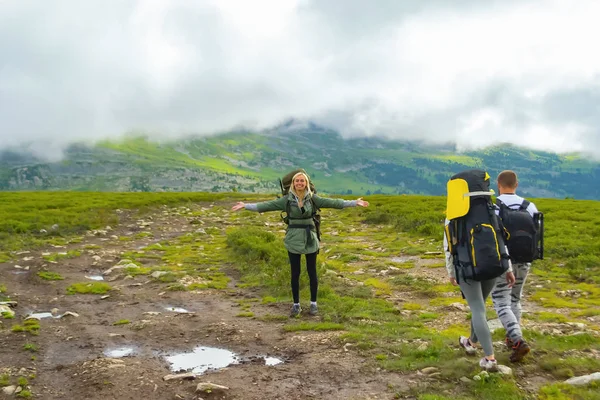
[42,250,81,262]
[12,320,40,335]
[22,343,38,352]
[37,271,64,280]
[112,319,130,326]
[283,322,345,332]
[66,282,112,295]
[538,382,600,400]
[16,390,32,398]
[236,312,254,318]
[0,191,248,254]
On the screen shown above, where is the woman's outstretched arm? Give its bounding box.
[312,195,369,209]
[231,196,287,213]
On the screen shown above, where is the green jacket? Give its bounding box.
[255,193,347,254]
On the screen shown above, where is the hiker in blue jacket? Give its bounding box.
[232,171,369,317]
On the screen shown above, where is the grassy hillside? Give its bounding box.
[1,124,599,199]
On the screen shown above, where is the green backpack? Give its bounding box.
[279,169,322,241]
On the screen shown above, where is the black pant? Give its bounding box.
[288,251,318,303]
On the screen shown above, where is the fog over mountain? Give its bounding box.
[2,0,600,160]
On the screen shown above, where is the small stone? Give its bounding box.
[163,372,198,381]
[486,318,503,332]
[460,376,472,383]
[421,367,439,375]
[450,302,468,311]
[565,372,600,386]
[497,365,512,376]
[196,382,229,392]
[61,311,80,318]
[2,386,17,395]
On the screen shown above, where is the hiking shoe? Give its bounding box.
[505,336,514,350]
[479,357,498,372]
[509,340,531,363]
[309,303,318,316]
[459,336,477,356]
[290,304,302,317]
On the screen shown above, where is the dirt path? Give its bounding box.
[0,203,412,400]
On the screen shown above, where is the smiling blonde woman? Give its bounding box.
[232,170,369,317]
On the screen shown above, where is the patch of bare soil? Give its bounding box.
[0,203,411,400]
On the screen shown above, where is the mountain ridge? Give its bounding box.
[1,124,599,199]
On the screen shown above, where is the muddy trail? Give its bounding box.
[0,202,418,400]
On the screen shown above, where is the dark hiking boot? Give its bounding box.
[505,336,514,350]
[510,340,531,363]
[290,304,302,318]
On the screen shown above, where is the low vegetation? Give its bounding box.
[1,191,599,399]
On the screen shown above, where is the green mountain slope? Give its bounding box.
[1,122,599,199]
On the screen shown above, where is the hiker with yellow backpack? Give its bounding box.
[232,169,369,317]
[443,170,515,371]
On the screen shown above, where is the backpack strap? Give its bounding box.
[519,199,530,211]
[309,196,319,216]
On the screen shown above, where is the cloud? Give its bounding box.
[1,0,600,158]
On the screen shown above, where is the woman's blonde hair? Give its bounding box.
[289,171,312,197]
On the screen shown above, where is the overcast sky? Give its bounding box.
[2,0,600,158]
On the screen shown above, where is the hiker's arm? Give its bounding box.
[312,195,369,209]
[232,197,287,213]
[255,196,287,213]
[443,226,457,284]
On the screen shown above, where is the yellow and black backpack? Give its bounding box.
[445,169,510,282]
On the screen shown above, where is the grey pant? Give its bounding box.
[491,263,530,341]
[459,278,496,356]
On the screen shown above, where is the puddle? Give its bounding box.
[164,346,284,374]
[166,346,239,374]
[165,306,192,313]
[264,356,283,366]
[12,270,29,275]
[104,347,136,358]
[27,312,56,319]
[85,275,104,281]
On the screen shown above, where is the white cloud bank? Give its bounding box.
[1,0,600,158]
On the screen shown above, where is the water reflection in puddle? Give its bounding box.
[85,275,104,281]
[104,347,136,358]
[264,356,283,366]
[165,306,192,313]
[166,346,239,373]
[27,312,57,319]
[165,346,284,374]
